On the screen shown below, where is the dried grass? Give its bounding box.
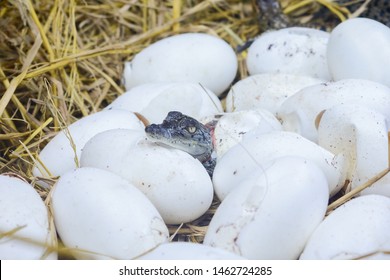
[0,0,378,257]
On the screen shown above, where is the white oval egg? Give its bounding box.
[137,242,245,260]
[226,73,324,113]
[80,130,213,225]
[32,110,144,182]
[211,110,282,158]
[247,27,330,80]
[0,175,57,259]
[123,33,237,96]
[51,167,169,260]
[204,156,329,259]
[80,129,145,167]
[327,18,390,87]
[213,131,345,201]
[277,79,390,142]
[300,195,390,260]
[106,82,222,124]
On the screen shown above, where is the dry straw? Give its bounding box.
[0,0,380,254]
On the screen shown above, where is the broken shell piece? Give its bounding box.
[213,131,345,201]
[318,104,390,197]
[211,110,282,159]
[300,195,390,260]
[106,82,222,124]
[225,73,324,113]
[277,79,390,142]
[204,156,329,259]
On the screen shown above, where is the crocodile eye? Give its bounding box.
[187,126,197,133]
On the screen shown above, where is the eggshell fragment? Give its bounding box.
[211,110,282,158]
[80,130,213,225]
[225,73,324,113]
[247,27,330,80]
[327,18,390,87]
[106,82,222,124]
[123,33,237,95]
[51,167,169,260]
[0,175,56,259]
[300,195,390,260]
[204,156,329,259]
[137,242,245,260]
[213,131,345,200]
[277,79,390,142]
[318,104,390,196]
[32,110,144,181]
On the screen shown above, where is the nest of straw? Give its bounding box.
[0,0,374,257]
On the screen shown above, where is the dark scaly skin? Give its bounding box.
[145,111,216,177]
[256,0,390,31]
[357,0,390,27]
[241,1,390,52]
[257,0,290,31]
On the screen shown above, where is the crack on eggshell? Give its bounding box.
[150,216,169,239]
[329,250,363,260]
[214,223,242,256]
[315,109,326,129]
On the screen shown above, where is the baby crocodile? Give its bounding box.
[145,111,216,177]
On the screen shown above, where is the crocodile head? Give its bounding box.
[145,111,213,163]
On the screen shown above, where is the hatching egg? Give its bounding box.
[51,167,169,260]
[123,33,237,96]
[0,174,57,259]
[80,129,213,225]
[204,156,329,259]
[209,109,282,158]
[106,82,222,124]
[247,27,330,80]
[327,18,390,87]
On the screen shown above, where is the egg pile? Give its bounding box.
[2,18,390,260]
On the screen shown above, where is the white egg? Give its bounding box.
[300,195,390,260]
[204,156,329,259]
[213,131,345,201]
[211,110,282,158]
[327,18,390,87]
[0,175,57,259]
[226,73,324,113]
[123,33,237,96]
[247,27,330,80]
[80,129,213,225]
[318,104,390,197]
[277,79,390,142]
[136,242,245,260]
[32,110,144,182]
[106,82,222,124]
[51,167,169,260]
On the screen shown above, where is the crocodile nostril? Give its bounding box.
[145,124,158,133]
